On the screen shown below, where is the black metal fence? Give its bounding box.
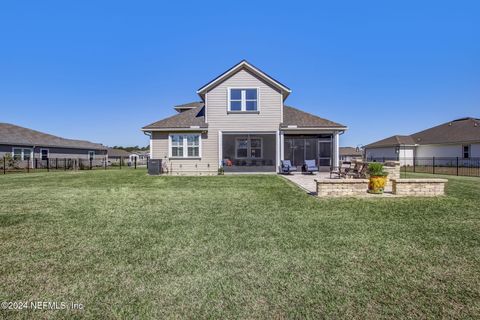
[1,156,147,175]
[367,157,480,177]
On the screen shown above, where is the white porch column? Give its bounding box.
[333,132,340,168]
[276,130,281,173]
[218,131,223,168]
[280,131,284,161]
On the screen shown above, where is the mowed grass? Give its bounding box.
[0,170,479,319]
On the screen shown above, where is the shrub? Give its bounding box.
[368,163,388,176]
[2,154,19,169]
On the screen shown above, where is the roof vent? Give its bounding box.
[448,122,452,126]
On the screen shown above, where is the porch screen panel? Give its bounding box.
[293,139,305,167]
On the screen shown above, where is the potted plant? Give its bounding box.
[367,163,388,194]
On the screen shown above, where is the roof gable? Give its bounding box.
[196,60,291,100]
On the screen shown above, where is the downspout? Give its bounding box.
[143,131,152,158]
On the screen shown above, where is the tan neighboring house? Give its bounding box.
[129,150,150,163]
[142,60,347,174]
[339,147,363,162]
[107,148,130,164]
[364,117,480,165]
[0,123,107,166]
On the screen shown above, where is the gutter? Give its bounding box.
[141,127,208,132]
[280,126,348,131]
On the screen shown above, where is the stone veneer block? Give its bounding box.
[315,179,369,197]
[391,178,448,196]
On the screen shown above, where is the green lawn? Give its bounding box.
[1,170,479,319]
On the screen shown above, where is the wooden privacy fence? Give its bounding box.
[1,156,147,174]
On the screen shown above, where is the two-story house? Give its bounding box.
[142,60,347,174]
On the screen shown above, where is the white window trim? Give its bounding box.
[235,137,263,159]
[12,147,33,161]
[88,151,95,160]
[227,87,260,112]
[40,148,49,160]
[168,134,202,159]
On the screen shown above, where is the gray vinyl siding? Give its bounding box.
[150,69,283,174]
[0,144,107,160]
[206,68,282,131]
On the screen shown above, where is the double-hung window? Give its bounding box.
[12,148,32,161]
[235,137,262,159]
[170,134,201,158]
[88,151,95,161]
[229,88,258,112]
[463,145,470,159]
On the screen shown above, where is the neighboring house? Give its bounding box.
[0,123,107,166]
[364,117,480,165]
[129,150,150,164]
[142,60,347,174]
[339,147,363,162]
[107,148,130,163]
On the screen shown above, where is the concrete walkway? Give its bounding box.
[281,172,331,195]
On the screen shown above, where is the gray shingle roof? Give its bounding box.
[364,135,416,148]
[281,106,346,128]
[174,101,204,113]
[365,117,480,148]
[143,104,345,130]
[339,147,363,156]
[142,106,207,130]
[107,148,131,157]
[0,123,106,150]
[411,117,480,144]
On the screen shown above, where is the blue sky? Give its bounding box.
[0,1,478,147]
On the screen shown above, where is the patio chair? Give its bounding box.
[346,162,362,177]
[330,161,351,178]
[303,160,319,174]
[356,163,369,178]
[348,162,368,179]
[280,160,297,174]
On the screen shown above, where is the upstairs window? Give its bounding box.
[228,88,258,112]
[88,151,95,161]
[170,134,201,158]
[463,145,470,159]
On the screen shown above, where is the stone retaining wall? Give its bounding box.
[315,179,369,197]
[382,161,400,191]
[391,178,447,196]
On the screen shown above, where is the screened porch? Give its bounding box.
[283,134,333,171]
[221,133,276,173]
